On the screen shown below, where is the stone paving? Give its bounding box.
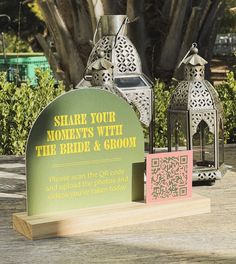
[0,156,25,199]
[0,146,235,263]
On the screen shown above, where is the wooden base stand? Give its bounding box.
[13,193,210,240]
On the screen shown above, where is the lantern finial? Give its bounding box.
[183,43,208,66]
[88,49,114,71]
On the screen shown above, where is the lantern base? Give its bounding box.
[193,163,227,182]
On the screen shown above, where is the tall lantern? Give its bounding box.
[77,15,154,152]
[167,45,226,182]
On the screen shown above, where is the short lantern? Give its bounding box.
[79,52,128,101]
[167,45,226,182]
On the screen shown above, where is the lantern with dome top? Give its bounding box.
[167,44,226,183]
[77,15,154,152]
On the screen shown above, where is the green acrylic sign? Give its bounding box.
[26,89,144,216]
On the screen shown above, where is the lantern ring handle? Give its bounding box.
[93,19,101,46]
[82,64,90,81]
[177,43,198,69]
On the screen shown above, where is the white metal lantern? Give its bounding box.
[77,15,154,153]
[77,15,153,128]
[167,45,226,182]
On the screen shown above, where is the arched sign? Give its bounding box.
[26,89,144,216]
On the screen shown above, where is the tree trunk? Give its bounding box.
[101,0,126,14]
[174,7,202,80]
[198,0,225,78]
[127,0,150,76]
[35,33,63,82]
[158,0,188,75]
[32,0,225,87]
[37,0,94,88]
[161,0,178,24]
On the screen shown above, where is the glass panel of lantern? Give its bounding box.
[219,118,224,166]
[192,120,215,169]
[168,110,188,152]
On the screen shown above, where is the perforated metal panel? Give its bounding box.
[191,111,215,134]
[124,89,152,126]
[87,35,142,76]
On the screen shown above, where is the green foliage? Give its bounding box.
[0,71,234,155]
[153,79,174,148]
[0,70,64,155]
[2,33,33,53]
[219,1,236,34]
[28,1,44,21]
[216,71,236,143]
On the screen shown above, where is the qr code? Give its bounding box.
[150,155,189,200]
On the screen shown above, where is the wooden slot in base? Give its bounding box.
[13,193,210,240]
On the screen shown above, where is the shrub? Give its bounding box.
[216,71,236,143]
[0,70,64,155]
[0,71,234,155]
[3,33,33,53]
[153,79,174,148]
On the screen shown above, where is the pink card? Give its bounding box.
[146,150,193,203]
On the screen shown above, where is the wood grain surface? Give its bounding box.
[12,193,210,240]
[0,148,236,263]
